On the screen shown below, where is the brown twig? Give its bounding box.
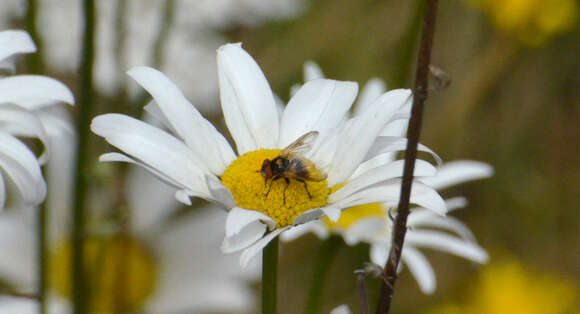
[375,0,439,313]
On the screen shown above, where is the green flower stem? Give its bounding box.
[304,235,342,314]
[26,0,43,74]
[72,0,96,313]
[391,0,426,89]
[262,236,279,314]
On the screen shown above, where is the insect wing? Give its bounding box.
[281,131,319,157]
[286,157,327,181]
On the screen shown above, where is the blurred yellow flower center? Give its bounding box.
[51,235,157,313]
[324,202,385,230]
[221,149,329,227]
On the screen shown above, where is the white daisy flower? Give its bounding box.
[91,43,447,267]
[0,30,74,211]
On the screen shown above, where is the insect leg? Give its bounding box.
[300,180,312,199]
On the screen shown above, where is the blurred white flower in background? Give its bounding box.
[0,0,305,113]
[281,62,493,294]
[0,30,74,211]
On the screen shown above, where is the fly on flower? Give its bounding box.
[261,131,327,203]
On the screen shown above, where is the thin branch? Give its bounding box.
[375,0,439,313]
[354,270,369,314]
[72,0,96,313]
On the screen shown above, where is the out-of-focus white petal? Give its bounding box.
[343,217,386,245]
[330,304,352,314]
[330,160,437,202]
[303,60,324,81]
[279,79,357,147]
[0,75,74,109]
[402,246,436,294]
[327,89,412,186]
[0,211,36,289]
[0,132,46,208]
[322,207,342,222]
[0,297,37,314]
[406,230,489,263]
[217,43,279,154]
[444,197,468,212]
[331,179,447,216]
[354,78,386,115]
[420,160,494,190]
[127,67,236,175]
[370,244,389,266]
[0,104,50,164]
[239,227,287,268]
[127,166,180,232]
[91,114,212,193]
[150,207,255,313]
[0,30,36,62]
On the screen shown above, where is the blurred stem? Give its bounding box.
[391,0,426,88]
[114,0,128,100]
[304,236,341,314]
[132,0,176,114]
[36,195,47,314]
[26,0,44,73]
[376,0,439,313]
[262,237,279,314]
[72,0,96,313]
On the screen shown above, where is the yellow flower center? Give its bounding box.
[221,149,330,227]
[324,202,386,230]
[51,235,157,313]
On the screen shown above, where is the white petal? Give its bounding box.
[0,104,50,164]
[420,160,494,190]
[0,297,38,314]
[279,79,357,147]
[322,206,342,222]
[406,230,489,263]
[217,43,279,154]
[354,78,386,115]
[330,304,352,314]
[225,207,276,237]
[222,221,267,254]
[0,75,74,109]
[0,132,46,207]
[0,211,36,289]
[444,197,468,212]
[330,160,437,202]
[292,205,339,225]
[362,136,442,167]
[343,217,386,245]
[303,60,324,81]
[401,246,436,294]
[0,30,36,62]
[175,190,192,205]
[91,114,211,194]
[127,67,235,175]
[370,244,389,266]
[331,179,447,216]
[126,166,180,232]
[327,89,412,186]
[408,209,476,242]
[0,172,5,209]
[380,118,409,137]
[280,221,330,242]
[239,227,288,268]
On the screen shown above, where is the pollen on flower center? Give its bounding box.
[221,149,330,227]
[51,234,157,313]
